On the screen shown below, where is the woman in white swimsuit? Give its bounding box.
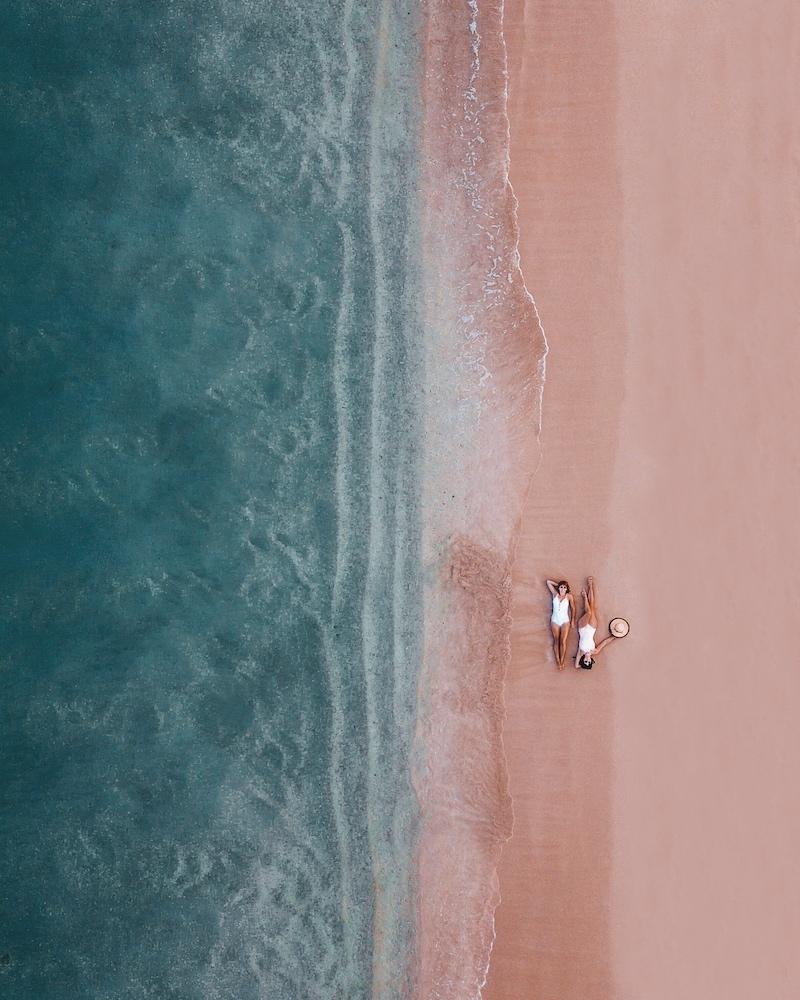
[546,579,575,669]
[574,576,621,669]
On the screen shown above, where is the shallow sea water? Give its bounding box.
[1,2,423,997]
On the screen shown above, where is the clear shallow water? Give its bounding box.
[1,1,423,997]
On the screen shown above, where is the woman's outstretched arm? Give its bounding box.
[593,635,617,657]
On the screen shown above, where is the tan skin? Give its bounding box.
[546,579,575,669]
[574,576,620,669]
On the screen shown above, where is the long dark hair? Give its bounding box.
[579,654,594,669]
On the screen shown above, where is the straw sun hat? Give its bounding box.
[609,617,630,638]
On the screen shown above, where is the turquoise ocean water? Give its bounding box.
[1,1,424,996]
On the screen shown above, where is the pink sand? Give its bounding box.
[414,1,546,996]
[485,0,800,997]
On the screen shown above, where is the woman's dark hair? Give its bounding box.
[579,654,595,669]
[557,580,570,593]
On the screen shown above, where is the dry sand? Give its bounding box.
[486,1,800,998]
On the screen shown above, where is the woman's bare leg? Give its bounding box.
[585,576,598,627]
[550,621,562,667]
[558,623,570,669]
[577,588,590,630]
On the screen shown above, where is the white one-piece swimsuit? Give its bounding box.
[551,595,571,627]
[578,624,597,653]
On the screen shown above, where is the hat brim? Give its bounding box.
[609,617,630,637]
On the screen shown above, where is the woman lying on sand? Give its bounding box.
[575,576,621,669]
[546,579,575,669]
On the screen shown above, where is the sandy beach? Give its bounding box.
[486,1,800,998]
[484,1,622,995]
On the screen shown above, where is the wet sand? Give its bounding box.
[414,1,547,996]
[484,1,623,996]
[487,0,800,998]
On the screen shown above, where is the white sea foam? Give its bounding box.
[415,0,549,997]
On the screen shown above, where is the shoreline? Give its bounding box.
[413,1,548,995]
